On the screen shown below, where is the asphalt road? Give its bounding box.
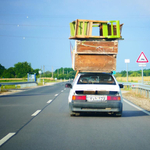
[0,82,150,150]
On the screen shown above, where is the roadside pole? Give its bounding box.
[52,67,53,79]
[127,63,128,82]
[141,66,143,84]
[125,59,130,83]
[38,70,42,83]
[139,64,145,84]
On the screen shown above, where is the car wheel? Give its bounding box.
[70,112,76,116]
[70,112,80,116]
[115,112,122,117]
[115,104,123,117]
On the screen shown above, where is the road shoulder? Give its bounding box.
[122,90,150,111]
[0,82,58,96]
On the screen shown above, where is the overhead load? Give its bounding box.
[69,19,123,40]
[69,19,124,73]
[72,41,118,72]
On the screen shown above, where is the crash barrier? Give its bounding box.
[0,81,37,92]
[119,82,150,99]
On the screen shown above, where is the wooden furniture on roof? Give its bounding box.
[69,19,123,40]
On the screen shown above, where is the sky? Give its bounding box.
[0,0,150,73]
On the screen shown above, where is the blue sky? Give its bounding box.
[0,0,150,72]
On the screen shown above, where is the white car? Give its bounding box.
[65,72,123,117]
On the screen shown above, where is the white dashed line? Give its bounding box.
[55,94,58,97]
[0,133,16,146]
[47,100,52,104]
[61,90,63,92]
[31,110,41,116]
[123,99,150,116]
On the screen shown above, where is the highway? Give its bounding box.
[0,82,150,150]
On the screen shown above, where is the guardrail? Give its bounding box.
[119,82,150,99]
[0,81,37,92]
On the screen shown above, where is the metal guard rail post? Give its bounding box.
[119,82,150,99]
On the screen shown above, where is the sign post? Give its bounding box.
[136,52,149,84]
[125,59,130,82]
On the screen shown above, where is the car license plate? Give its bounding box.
[87,95,107,102]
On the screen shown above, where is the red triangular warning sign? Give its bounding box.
[136,52,149,63]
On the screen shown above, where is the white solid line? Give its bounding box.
[47,100,52,104]
[123,99,150,116]
[31,110,41,116]
[55,94,58,97]
[0,133,16,146]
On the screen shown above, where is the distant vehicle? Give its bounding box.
[65,72,123,117]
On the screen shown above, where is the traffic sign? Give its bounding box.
[139,63,146,67]
[125,59,130,63]
[136,52,148,63]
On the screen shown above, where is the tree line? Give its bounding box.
[0,62,39,78]
[115,69,150,77]
[0,62,76,79]
[1,62,149,79]
[44,68,76,79]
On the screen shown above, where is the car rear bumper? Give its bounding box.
[69,101,123,113]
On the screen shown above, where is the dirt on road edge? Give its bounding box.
[122,90,150,111]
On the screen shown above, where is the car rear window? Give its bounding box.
[77,73,116,85]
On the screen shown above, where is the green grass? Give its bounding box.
[1,85,21,89]
[0,78,65,93]
[44,79,56,83]
[122,85,132,91]
[0,79,27,83]
[0,85,21,93]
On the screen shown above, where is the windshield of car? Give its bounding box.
[77,73,116,85]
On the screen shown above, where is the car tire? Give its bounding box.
[70,112,80,116]
[115,103,123,117]
[70,112,76,116]
[115,112,122,117]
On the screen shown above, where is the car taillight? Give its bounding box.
[72,95,86,100]
[107,96,121,101]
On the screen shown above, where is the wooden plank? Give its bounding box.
[74,54,116,72]
[89,22,93,36]
[74,70,79,79]
[87,22,90,36]
[76,52,118,55]
[69,36,124,40]
[69,35,107,39]
[77,41,118,54]
[75,19,79,36]
[82,21,85,36]
[77,19,108,23]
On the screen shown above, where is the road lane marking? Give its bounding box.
[123,99,150,115]
[47,100,52,104]
[0,133,16,146]
[31,110,41,116]
[55,94,58,97]
[61,90,63,92]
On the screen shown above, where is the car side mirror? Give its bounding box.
[119,84,124,88]
[65,83,72,88]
